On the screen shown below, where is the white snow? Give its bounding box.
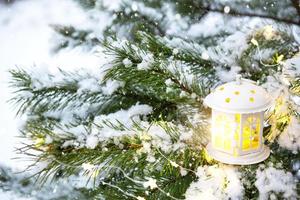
[0,192,32,200]
[165,78,173,86]
[261,25,281,41]
[86,134,99,149]
[265,54,300,153]
[122,58,133,67]
[216,66,241,83]
[201,51,210,60]
[293,26,300,45]
[278,116,300,152]
[292,95,300,105]
[172,48,179,55]
[208,31,249,66]
[252,48,276,62]
[137,53,155,70]
[187,13,227,38]
[255,166,297,200]
[63,103,153,145]
[224,6,231,14]
[128,1,164,21]
[143,177,158,190]
[185,165,244,200]
[283,54,300,78]
[77,78,102,94]
[0,0,110,169]
[101,79,124,95]
[93,103,153,129]
[101,0,123,11]
[180,167,188,176]
[162,3,189,36]
[261,75,282,93]
[0,0,299,199]
[147,124,173,152]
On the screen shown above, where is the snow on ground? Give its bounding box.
[0,0,107,170]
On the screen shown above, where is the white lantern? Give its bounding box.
[204,75,273,165]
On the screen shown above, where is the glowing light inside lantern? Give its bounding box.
[211,110,264,158]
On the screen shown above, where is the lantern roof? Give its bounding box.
[204,75,273,114]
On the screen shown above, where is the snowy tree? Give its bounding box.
[3,0,300,199]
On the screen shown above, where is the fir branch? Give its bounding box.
[15,113,208,199]
[9,68,179,121]
[205,5,300,26]
[9,68,106,116]
[291,0,300,20]
[137,32,216,71]
[106,8,165,40]
[103,33,217,98]
[238,28,298,81]
[290,78,300,95]
[166,0,300,26]
[51,25,100,51]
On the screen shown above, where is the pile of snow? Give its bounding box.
[94,104,152,127]
[56,104,152,149]
[255,166,297,200]
[185,165,244,200]
[54,101,189,153]
[0,165,85,200]
[101,79,124,95]
[278,116,300,153]
[137,53,155,70]
[283,54,300,80]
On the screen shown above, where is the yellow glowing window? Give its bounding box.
[242,139,251,150]
[234,114,241,149]
[235,114,241,123]
[214,135,223,148]
[251,136,259,148]
[233,148,239,157]
[243,126,251,138]
[251,121,260,149]
[234,133,239,141]
[212,113,243,154]
[224,124,232,136]
[213,114,234,151]
[224,140,231,151]
[242,116,261,151]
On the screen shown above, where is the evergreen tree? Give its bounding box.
[8,0,300,199]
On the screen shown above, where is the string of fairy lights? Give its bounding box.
[51,149,199,200]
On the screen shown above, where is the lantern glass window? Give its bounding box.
[211,110,264,157]
[240,112,263,154]
[212,110,240,155]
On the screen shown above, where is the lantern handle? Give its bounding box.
[241,78,257,85]
[235,74,257,85]
[235,74,242,84]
